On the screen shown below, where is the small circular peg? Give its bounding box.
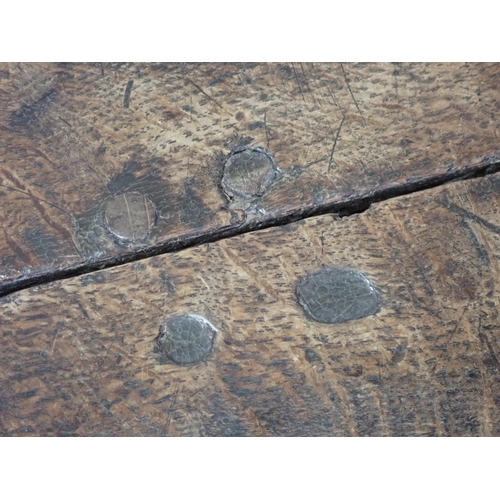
[222,147,278,200]
[296,266,381,324]
[104,192,156,243]
[157,314,217,365]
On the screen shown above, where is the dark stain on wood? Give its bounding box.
[23,226,66,265]
[123,80,133,108]
[179,180,215,230]
[9,89,57,129]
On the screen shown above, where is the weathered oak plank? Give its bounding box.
[1,173,499,436]
[1,63,500,291]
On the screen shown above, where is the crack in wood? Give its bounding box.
[1,160,500,298]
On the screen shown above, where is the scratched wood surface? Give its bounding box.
[1,173,499,436]
[1,62,500,292]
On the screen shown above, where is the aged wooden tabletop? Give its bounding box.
[1,63,500,436]
[1,63,500,294]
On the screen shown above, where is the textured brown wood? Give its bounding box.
[1,63,500,291]
[1,173,499,436]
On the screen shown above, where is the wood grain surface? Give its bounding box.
[2,63,500,292]
[1,172,499,436]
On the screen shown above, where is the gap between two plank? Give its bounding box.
[1,161,499,298]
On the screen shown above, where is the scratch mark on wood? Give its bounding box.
[432,303,469,373]
[478,319,500,370]
[264,110,270,150]
[50,328,60,353]
[0,169,77,249]
[32,148,58,168]
[299,63,318,107]
[439,200,500,236]
[59,117,72,128]
[291,63,306,103]
[2,226,32,265]
[328,116,345,173]
[219,243,283,304]
[339,63,366,125]
[304,155,329,169]
[186,78,230,115]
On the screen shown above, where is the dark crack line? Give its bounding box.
[1,160,500,298]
